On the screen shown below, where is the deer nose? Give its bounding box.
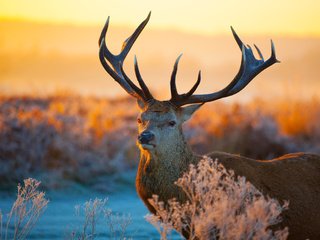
[138,131,155,144]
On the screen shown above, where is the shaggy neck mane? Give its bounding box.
[136,131,197,210]
[139,132,195,174]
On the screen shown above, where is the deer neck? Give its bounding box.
[136,131,199,207]
[138,134,196,176]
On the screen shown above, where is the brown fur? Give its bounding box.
[135,100,320,240]
[98,13,320,239]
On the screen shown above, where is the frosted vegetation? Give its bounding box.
[0,178,48,240]
[0,94,319,238]
[0,94,319,188]
[146,157,289,240]
[1,179,132,240]
[69,198,132,240]
[1,158,290,239]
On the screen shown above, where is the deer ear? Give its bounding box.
[180,103,203,122]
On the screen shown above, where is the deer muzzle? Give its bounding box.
[138,130,155,146]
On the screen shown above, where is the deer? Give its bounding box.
[98,13,320,240]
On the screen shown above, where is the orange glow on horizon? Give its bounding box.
[0,0,319,100]
[0,0,320,36]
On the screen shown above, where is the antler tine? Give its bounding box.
[170,54,183,101]
[270,40,280,63]
[99,39,136,96]
[99,12,151,62]
[98,16,110,47]
[120,12,151,60]
[184,71,201,98]
[254,44,264,61]
[99,34,142,98]
[168,49,243,106]
[99,12,153,101]
[119,62,146,97]
[231,26,244,50]
[169,54,203,105]
[134,56,154,100]
[169,27,280,107]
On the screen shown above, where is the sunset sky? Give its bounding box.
[1,0,320,36]
[1,0,319,99]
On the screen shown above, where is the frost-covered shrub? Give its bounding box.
[186,103,298,159]
[147,157,289,240]
[0,180,132,240]
[70,198,132,240]
[0,95,319,188]
[0,178,48,240]
[0,95,139,187]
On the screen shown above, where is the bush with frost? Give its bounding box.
[146,157,289,240]
[1,179,132,240]
[70,198,132,240]
[0,178,48,240]
[1,95,319,187]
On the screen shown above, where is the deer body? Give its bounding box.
[98,13,320,239]
[134,101,320,239]
[138,151,320,239]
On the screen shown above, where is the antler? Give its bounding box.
[169,27,280,107]
[99,14,279,107]
[99,12,153,102]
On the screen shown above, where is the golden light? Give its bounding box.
[0,0,319,99]
[1,0,320,36]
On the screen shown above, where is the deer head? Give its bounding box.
[98,12,279,157]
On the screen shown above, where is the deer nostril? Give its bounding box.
[138,131,155,144]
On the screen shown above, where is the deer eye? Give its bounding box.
[137,118,142,124]
[168,120,176,127]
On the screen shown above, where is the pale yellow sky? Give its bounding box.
[0,0,319,36]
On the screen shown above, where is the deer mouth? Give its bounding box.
[140,143,155,150]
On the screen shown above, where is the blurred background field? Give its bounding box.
[0,94,319,188]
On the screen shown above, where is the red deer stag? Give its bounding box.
[98,13,320,239]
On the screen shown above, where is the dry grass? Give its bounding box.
[187,99,320,158]
[146,157,289,240]
[0,178,48,240]
[0,94,319,188]
[0,180,132,240]
[0,94,138,187]
[1,159,289,239]
[69,198,132,240]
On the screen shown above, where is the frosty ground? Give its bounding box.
[0,171,181,239]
